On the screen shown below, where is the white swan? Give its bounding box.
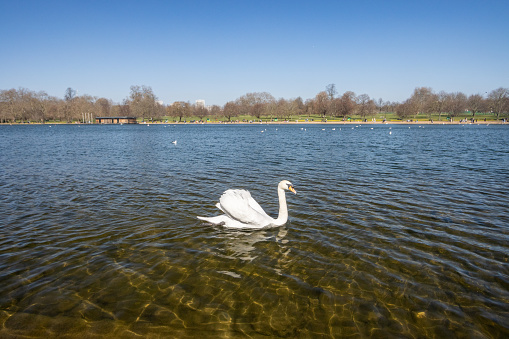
[197,180,296,229]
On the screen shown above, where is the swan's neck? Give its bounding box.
[274,187,288,226]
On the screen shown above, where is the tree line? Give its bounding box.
[1,84,508,123]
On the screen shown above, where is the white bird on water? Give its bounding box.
[172,140,177,145]
[197,180,296,229]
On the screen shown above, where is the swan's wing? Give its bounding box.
[219,189,272,226]
[215,202,225,213]
[245,194,270,218]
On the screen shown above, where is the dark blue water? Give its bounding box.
[1,123,508,337]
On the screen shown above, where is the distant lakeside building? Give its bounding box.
[195,99,212,111]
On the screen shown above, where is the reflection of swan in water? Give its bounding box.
[276,226,288,245]
[217,226,289,262]
[220,229,270,261]
[197,180,296,229]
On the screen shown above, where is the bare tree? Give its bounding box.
[32,91,51,123]
[338,91,355,120]
[169,101,190,122]
[45,96,62,122]
[325,84,338,118]
[338,91,356,120]
[326,83,337,101]
[276,98,299,120]
[74,95,95,122]
[250,103,264,119]
[155,101,166,120]
[236,92,275,119]
[467,94,485,118]
[17,88,35,122]
[274,98,286,120]
[209,105,222,120]
[396,99,415,120]
[314,91,328,119]
[64,87,76,101]
[356,94,375,119]
[0,89,18,123]
[445,92,467,120]
[96,98,111,116]
[63,87,77,122]
[409,87,434,119]
[223,101,237,121]
[193,103,208,120]
[488,87,509,119]
[293,97,304,116]
[264,100,278,120]
[118,99,131,116]
[434,91,448,121]
[128,85,158,121]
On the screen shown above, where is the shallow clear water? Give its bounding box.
[1,123,508,338]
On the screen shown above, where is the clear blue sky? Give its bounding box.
[1,0,508,106]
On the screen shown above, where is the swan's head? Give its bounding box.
[279,180,297,194]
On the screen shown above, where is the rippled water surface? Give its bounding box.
[1,123,508,338]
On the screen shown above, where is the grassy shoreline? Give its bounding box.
[2,119,507,125]
[3,111,508,125]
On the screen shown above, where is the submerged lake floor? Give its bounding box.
[1,124,508,337]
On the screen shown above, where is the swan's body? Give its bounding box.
[197,180,296,229]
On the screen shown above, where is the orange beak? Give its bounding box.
[289,186,297,194]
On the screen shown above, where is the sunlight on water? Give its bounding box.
[1,124,508,337]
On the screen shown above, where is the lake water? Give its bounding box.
[1,123,508,338]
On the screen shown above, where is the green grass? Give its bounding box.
[5,111,506,124]
[145,111,505,123]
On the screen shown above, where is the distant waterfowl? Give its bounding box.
[197,180,296,229]
[172,140,177,145]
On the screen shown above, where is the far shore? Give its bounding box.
[2,119,507,125]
